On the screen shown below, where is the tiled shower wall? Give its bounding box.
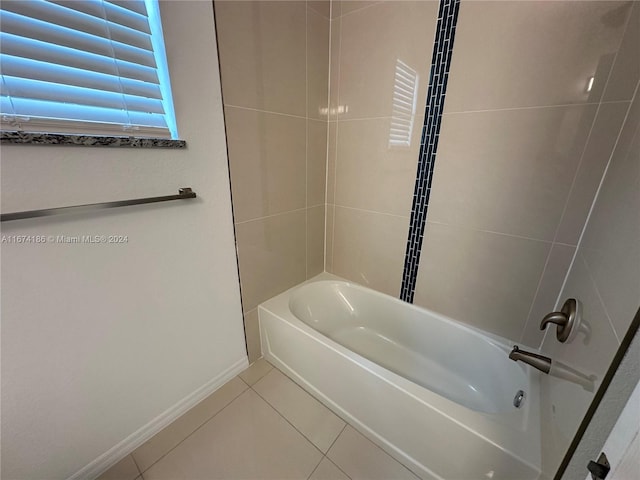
[538,5,639,475]
[326,1,440,295]
[215,1,330,362]
[326,0,637,346]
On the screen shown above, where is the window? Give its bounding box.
[0,0,178,139]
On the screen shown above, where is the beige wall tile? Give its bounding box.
[414,222,551,341]
[541,255,620,377]
[603,2,639,102]
[308,205,326,277]
[330,0,342,19]
[325,204,335,272]
[215,1,307,116]
[580,95,640,339]
[539,370,596,479]
[336,1,383,19]
[337,1,438,119]
[308,0,331,19]
[428,104,598,241]
[445,1,627,112]
[520,243,576,349]
[328,16,342,121]
[326,122,337,203]
[308,7,330,120]
[331,206,408,297]
[236,210,307,311]
[308,120,328,207]
[555,101,630,245]
[225,107,306,223]
[334,118,419,216]
[244,309,261,363]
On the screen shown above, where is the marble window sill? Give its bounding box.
[0,131,186,149]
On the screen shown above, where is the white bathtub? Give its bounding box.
[259,273,541,480]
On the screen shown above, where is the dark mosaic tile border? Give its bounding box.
[400,0,460,303]
[1,131,186,149]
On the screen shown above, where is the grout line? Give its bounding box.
[306,457,324,480]
[234,207,307,226]
[223,104,308,120]
[308,5,330,21]
[581,252,623,344]
[554,241,578,248]
[135,381,249,475]
[129,454,142,477]
[337,1,383,19]
[326,423,347,454]
[330,13,343,272]
[519,243,555,347]
[552,80,639,328]
[443,101,605,116]
[325,455,353,480]
[334,101,629,122]
[249,381,328,458]
[336,115,394,121]
[305,1,309,280]
[259,101,634,123]
[332,204,410,221]
[541,9,635,341]
[323,1,333,272]
[425,219,555,244]
[549,104,607,254]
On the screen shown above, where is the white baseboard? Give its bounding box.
[68,356,249,480]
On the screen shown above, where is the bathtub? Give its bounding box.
[259,273,541,479]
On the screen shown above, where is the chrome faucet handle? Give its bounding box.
[539,298,580,343]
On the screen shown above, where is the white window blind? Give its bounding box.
[0,0,177,138]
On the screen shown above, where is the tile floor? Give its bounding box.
[98,359,420,480]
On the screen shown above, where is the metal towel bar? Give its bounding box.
[1,188,196,222]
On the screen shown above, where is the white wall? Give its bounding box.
[0,2,247,478]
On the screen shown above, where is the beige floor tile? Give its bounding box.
[239,357,273,386]
[327,426,419,480]
[97,455,140,480]
[143,389,323,480]
[132,377,248,472]
[254,369,345,453]
[309,458,351,480]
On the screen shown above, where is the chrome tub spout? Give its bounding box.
[508,346,551,374]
